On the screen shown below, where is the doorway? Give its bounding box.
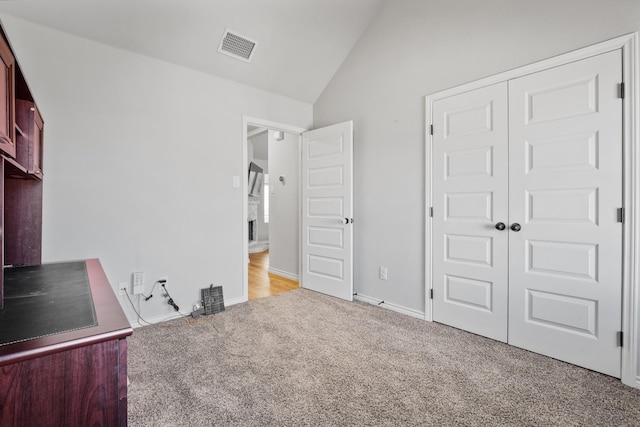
[242,117,355,303]
[245,122,303,300]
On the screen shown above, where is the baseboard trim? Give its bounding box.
[268,267,299,281]
[131,295,247,328]
[354,293,425,320]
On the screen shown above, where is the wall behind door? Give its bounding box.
[268,130,299,278]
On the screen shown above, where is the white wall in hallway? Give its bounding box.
[267,130,299,277]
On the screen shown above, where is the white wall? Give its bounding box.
[1,15,312,324]
[267,130,299,277]
[313,0,640,385]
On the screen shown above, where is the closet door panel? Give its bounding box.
[507,50,623,377]
[432,82,509,342]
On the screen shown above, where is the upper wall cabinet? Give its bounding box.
[15,100,44,179]
[0,34,14,158]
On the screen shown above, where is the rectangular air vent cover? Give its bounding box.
[218,29,257,63]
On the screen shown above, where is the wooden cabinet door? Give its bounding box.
[30,105,43,178]
[0,36,15,158]
[14,100,44,179]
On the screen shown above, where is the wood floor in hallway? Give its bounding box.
[248,250,299,300]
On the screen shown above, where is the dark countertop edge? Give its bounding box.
[0,258,133,366]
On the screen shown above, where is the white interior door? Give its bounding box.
[432,83,509,342]
[301,121,353,301]
[507,50,623,377]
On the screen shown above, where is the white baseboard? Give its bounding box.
[354,293,425,320]
[268,267,299,281]
[131,295,247,328]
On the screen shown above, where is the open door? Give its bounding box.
[301,121,353,301]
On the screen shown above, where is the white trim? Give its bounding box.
[355,293,426,320]
[242,116,307,302]
[268,267,299,282]
[425,33,639,389]
[130,296,246,328]
[621,33,640,389]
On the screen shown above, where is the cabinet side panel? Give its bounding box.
[118,338,128,427]
[0,160,3,309]
[0,340,121,427]
[3,177,42,265]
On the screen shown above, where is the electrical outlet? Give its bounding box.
[132,271,145,295]
[119,282,128,296]
[379,266,388,281]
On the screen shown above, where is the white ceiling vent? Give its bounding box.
[218,29,257,63]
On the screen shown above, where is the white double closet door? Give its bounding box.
[432,50,623,377]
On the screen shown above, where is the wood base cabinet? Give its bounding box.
[0,259,133,427]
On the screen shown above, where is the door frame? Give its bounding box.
[242,116,307,302]
[425,33,640,388]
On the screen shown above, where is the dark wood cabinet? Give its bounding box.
[3,171,42,266]
[0,33,14,159]
[0,260,133,427]
[15,100,44,179]
[0,23,44,307]
[0,23,132,426]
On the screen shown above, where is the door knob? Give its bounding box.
[340,218,349,224]
[495,222,506,231]
[511,223,521,232]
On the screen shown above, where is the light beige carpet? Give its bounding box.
[128,289,640,426]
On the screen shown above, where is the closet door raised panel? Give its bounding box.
[432,83,509,342]
[507,50,623,377]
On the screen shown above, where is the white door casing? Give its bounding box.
[507,50,623,377]
[432,83,509,342]
[301,121,354,301]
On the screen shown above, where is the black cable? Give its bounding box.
[161,283,180,312]
[124,289,156,326]
[142,280,164,301]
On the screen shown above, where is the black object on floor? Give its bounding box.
[201,285,224,315]
[0,261,97,346]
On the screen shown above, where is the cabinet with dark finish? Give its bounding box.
[0,21,132,426]
[3,167,42,266]
[0,31,14,159]
[0,22,44,309]
[15,99,43,179]
[0,259,133,426]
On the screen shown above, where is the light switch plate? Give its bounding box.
[132,271,145,294]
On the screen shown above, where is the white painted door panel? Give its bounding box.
[508,50,623,377]
[432,83,509,342]
[301,121,353,301]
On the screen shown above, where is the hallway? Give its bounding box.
[248,250,299,300]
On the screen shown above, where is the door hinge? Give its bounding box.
[430,289,434,299]
[619,82,625,99]
[430,124,434,135]
[617,331,624,347]
[617,207,625,223]
[430,207,433,217]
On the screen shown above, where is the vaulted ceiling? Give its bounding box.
[0,0,384,104]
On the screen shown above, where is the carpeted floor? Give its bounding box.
[128,289,640,426]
